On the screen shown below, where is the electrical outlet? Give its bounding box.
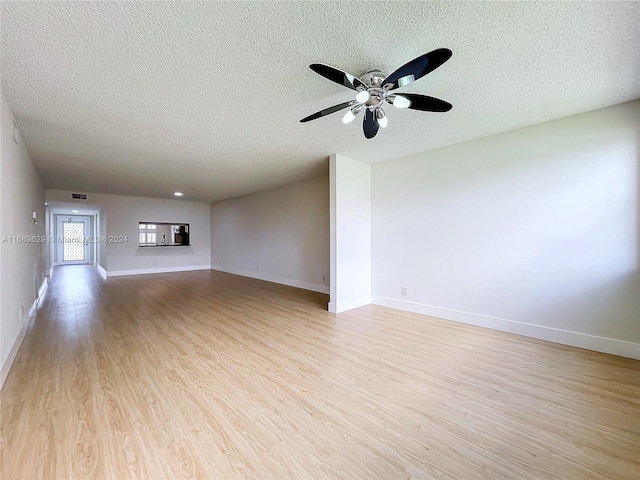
[322,275,326,282]
[401,286,407,296]
[256,264,260,270]
[153,261,157,266]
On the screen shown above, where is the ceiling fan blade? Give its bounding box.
[383,48,452,90]
[392,94,452,112]
[300,101,354,123]
[309,64,367,91]
[363,109,379,139]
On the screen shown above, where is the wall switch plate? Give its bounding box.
[401,286,407,296]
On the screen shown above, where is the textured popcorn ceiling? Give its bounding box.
[1,1,639,202]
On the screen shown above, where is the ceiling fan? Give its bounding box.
[300,48,453,139]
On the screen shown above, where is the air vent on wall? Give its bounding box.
[71,193,87,200]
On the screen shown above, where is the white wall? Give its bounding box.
[44,205,51,273]
[330,154,371,313]
[46,190,211,275]
[210,175,329,293]
[97,207,107,269]
[1,90,46,386]
[372,101,640,359]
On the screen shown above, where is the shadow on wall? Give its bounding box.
[390,119,637,213]
[535,271,639,341]
[373,102,639,343]
[211,176,330,287]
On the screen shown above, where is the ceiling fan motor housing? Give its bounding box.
[358,70,390,107]
[360,69,388,88]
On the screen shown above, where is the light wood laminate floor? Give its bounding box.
[1,265,638,479]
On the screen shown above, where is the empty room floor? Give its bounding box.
[1,265,638,479]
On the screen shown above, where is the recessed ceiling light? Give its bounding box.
[71,210,79,213]
[174,192,183,197]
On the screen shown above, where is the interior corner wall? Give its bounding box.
[97,208,107,270]
[45,190,211,275]
[210,175,330,294]
[1,89,46,387]
[372,100,640,359]
[329,154,372,313]
[44,205,51,274]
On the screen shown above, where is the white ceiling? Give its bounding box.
[2,1,638,202]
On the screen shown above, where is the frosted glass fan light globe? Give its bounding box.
[376,108,388,128]
[342,110,356,124]
[355,90,370,103]
[392,95,411,109]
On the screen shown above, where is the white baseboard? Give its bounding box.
[107,264,211,277]
[52,262,93,266]
[96,264,107,279]
[1,279,45,390]
[211,265,329,294]
[38,277,48,298]
[0,321,29,390]
[372,296,640,360]
[29,277,48,317]
[329,296,372,314]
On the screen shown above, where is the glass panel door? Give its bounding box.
[62,221,86,261]
[55,215,92,264]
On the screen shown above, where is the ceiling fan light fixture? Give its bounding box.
[376,108,388,128]
[342,104,363,124]
[397,74,415,88]
[392,95,411,109]
[355,90,370,103]
[342,109,356,124]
